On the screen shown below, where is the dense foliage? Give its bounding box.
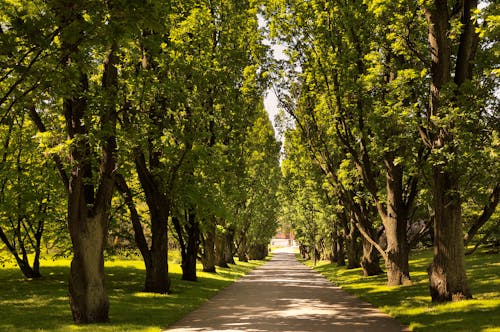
[268,0,499,301]
[1,0,280,323]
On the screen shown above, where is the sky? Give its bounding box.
[263,43,287,140]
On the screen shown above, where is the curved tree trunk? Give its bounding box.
[135,152,171,293]
[360,236,382,276]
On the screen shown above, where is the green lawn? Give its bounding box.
[304,249,500,332]
[0,253,265,332]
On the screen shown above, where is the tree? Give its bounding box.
[0,112,65,278]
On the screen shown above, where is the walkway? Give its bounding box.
[165,250,408,332]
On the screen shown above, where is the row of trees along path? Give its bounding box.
[166,250,408,332]
[1,0,281,323]
[1,0,498,326]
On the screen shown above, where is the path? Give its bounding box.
[165,250,408,332]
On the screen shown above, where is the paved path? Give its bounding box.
[165,251,408,332]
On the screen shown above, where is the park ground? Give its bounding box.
[0,247,499,331]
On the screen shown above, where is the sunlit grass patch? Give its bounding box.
[0,253,265,332]
[304,248,500,331]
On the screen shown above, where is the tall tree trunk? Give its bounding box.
[355,209,383,276]
[135,152,170,293]
[144,204,170,293]
[114,173,153,286]
[68,210,109,323]
[344,216,361,269]
[224,226,236,265]
[67,44,118,323]
[424,0,474,302]
[215,224,229,268]
[383,154,411,286]
[237,230,249,262]
[182,211,199,281]
[428,170,471,301]
[201,218,217,272]
[336,228,346,266]
[330,230,338,264]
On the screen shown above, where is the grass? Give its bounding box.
[0,253,266,332]
[303,248,500,332]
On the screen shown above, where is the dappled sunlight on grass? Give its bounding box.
[0,254,265,332]
[305,249,500,331]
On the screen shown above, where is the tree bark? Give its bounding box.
[224,226,236,265]
[215,224,230,268]
[173,211,199,281]
[183,213,200,281]
[360,235,382,276]
[67,43,118,323]
[114,173,152,277]
[428,169,471,301]
[201,217,217,272]
[135,152,170,293]
[424,0,475,302]
[330,230,338,264]
[248,243,268,260]
[344,216,361,269]
[336,228,346,266]
[237,230,249,262]
[383,154,411,286]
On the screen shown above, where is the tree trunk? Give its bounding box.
[0,227,42,279]
[135,152,170,293]
[361,235,382,276]
[182,212,199,281]
[215,227,229,268]
[424,0,475,302]
[224,226,236,265]
[345,216,361,269]
[383,155,411,286]
[201,218,217,272]
[144,207,170,293]
[330,231,338,264]
[428,169,471,301]
[67,44,118,323]
[248,244,268,260]
[336,229,346,266]
[114,173,154,286]
[68,211,109,324]
[237,231,249,262]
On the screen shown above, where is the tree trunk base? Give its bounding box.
[428,263,472,302]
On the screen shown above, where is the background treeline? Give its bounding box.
[268,0,498,303]
[0,0,281,324]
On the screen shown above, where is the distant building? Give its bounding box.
[270,230,296,247]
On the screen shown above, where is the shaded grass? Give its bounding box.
[0,255,265,332]
[304,249,500,332]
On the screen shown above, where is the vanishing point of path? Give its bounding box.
[166,249,409,332]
